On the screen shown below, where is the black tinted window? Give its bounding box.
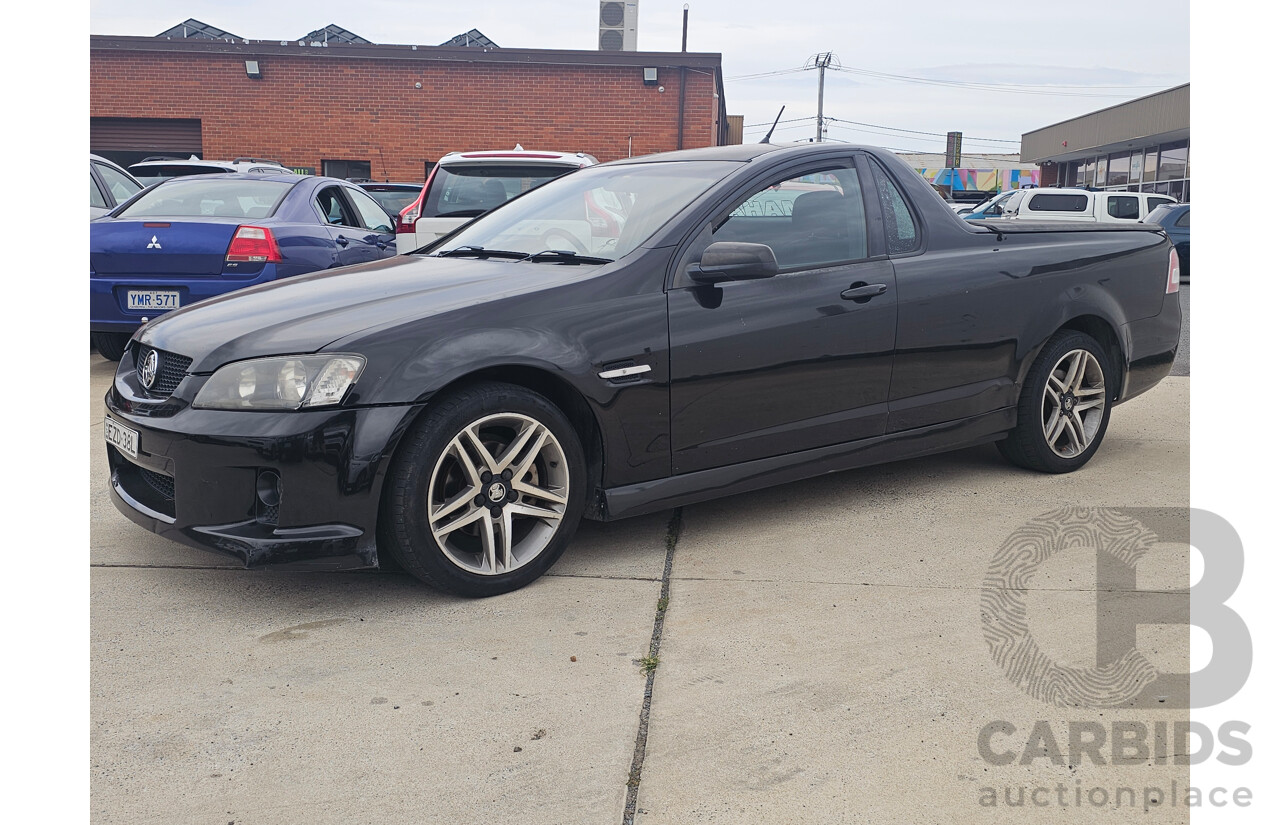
[1107,196,1140,219]
[128,164,232,183]
[869,161,919,254]
[1028,194,1089,212]
[712,165,868,269]
[1175,209,1190,228]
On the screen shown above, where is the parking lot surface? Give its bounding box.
[91,355,1190,823]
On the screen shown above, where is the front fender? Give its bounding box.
[336,290,673,488]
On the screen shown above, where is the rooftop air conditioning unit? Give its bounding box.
[599,1,638,51]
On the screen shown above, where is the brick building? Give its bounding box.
[89,34,729,181]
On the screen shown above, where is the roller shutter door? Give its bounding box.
[90,118,202,154]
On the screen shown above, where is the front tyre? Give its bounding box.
[380,382,587,597]
[998,330,1113,473]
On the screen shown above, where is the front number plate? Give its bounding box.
[104,417,139,459]
[127,290,180,311]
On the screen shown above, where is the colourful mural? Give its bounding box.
[915,167,1040,192]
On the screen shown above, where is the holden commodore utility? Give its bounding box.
[90,174,398,360]
[103,143,1181,596]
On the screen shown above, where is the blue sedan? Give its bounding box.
[1144,202,1190,281]
[90,174,398,360]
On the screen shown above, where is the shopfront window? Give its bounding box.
[1128,152,1143,184]
[1107,153,1129,187]
[1158,141,1188,181]
[1143,149,1159,182]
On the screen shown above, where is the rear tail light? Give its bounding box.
[226,225,283,263]
[397,167,437,234]
[1166,246,1180,294]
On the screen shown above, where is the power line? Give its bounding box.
[725,66,808,82]
[826,117,1019,143]
[827,64,1139,98]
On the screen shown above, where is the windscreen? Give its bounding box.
[116,179,294,219]
[437,161,739,260]
[424,164,578,218]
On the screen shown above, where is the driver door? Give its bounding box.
[667,156,898,474]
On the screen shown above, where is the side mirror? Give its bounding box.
[688,242,779,285]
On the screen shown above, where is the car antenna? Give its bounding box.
[759,106,785,144]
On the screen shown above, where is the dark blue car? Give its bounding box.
[91,174,397,360]
[1144,202,1190,281]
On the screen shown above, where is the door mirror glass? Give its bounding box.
[689,242,779,284]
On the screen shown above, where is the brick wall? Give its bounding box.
[90,46,721,180]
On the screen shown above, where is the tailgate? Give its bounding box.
[90,220,239,277]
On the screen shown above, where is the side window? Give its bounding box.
[1107,196,1140,220]
[316,187,359,227]
[90,174,108,209]
[345,187,395,232]
[94,162,143,203]
[1028,193,1089,212]
[1175,209,1190,228]
[868,160,919,254]
[711,165,868,269]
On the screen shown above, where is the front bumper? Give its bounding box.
[104,367,424,570]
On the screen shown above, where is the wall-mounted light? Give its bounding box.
[245,60,262,79]
[643,67,658,86]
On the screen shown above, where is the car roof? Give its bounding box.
[149,172,309,185]
[438,147,597,167]
[357,182,422,189]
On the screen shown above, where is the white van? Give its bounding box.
[999,188,1176,223]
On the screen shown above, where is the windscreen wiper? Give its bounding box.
[435,245,528,259]
[519,249,614,265]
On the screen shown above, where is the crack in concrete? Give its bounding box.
[622,507,682,825]
[668,576,1187,594]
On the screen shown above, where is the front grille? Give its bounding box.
[139,467,175,501]
[136,344,193,397]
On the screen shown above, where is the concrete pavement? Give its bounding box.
[91,352,1190,824]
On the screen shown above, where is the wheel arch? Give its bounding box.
[1017,312,1127,403]
[380,364,608,520]
[1057,314,1125,400]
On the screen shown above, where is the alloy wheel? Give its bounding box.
[1041,349,1107,458]
[426,413,570,575]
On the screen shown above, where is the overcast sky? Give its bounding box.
[89,0,1189,157]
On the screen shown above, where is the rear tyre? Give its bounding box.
[997,330,1113,474]
[91,332,130,362]
[379,381,587,597]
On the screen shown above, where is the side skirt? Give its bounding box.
[599,407,1017,520]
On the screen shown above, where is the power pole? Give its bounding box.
[809,52,833,142]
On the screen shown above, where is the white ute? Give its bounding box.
[998,187,1176,223]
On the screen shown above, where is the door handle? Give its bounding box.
[840,282,888,303]
[335,235,350,247]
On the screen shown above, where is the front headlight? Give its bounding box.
[193,355,365,410]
